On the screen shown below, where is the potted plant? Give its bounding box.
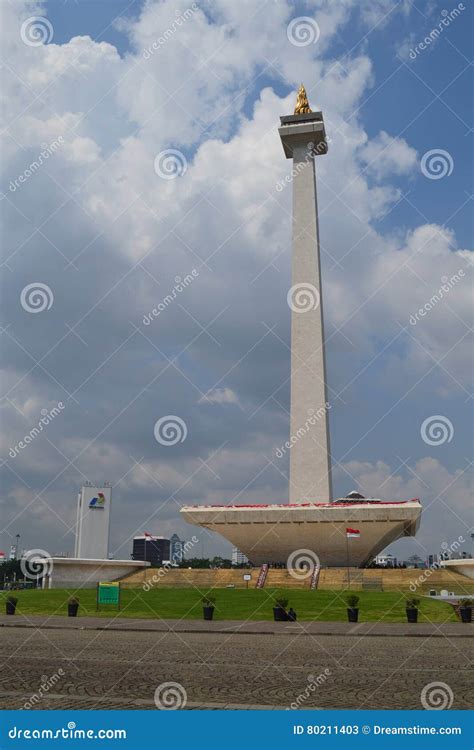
[458,598,472,623]
[346,594,359,623]
[405,597,420,623]
[6,595,18,615]
[68,596,79,617]
[202,595,215,621]
[273,597,289,622]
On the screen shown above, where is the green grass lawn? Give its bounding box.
[0,587,458,622]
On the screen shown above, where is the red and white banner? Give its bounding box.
[346,528,360,538]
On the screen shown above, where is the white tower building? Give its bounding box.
[74,484,112,560]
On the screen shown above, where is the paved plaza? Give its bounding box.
[1,620,472,710]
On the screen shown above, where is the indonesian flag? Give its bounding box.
[346,528,360,538]
[143,532,153,539]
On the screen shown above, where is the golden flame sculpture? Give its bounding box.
[294,84,312,115]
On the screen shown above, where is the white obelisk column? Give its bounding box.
[279,112,332,503]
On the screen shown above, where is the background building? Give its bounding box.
[232,547,248,566]
[74,484,112,560]
[132,535,170,566]
[375,553,397,568]
[170,533,185,564]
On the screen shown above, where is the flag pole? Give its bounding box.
[346,532,351,590]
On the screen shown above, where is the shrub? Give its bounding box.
[201,595,216,607]
[405,598,420,609]
[275,597,289,609]
[7,595,18,605]
[68,596,79,605]
[346,594,359,608]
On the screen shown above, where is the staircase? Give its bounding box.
[310,564,320,590]
[255,563,269,589]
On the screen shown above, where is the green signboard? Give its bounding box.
[96,581,121,610]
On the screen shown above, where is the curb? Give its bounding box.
[1,621,472,637]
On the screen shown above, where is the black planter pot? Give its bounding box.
[68,603,79,617]
[459,606,472,623]
[347,607,358,623]
[406,607,418,623]
[6,602,16,615]
[203,606,214,621]
[273,607,287,622]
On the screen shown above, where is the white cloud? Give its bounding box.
[359,130,418,180]
[199,388,240,405]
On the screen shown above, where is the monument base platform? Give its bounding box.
[441,559,474,580]
[181,500,422,567]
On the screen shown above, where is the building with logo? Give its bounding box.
[74,484,112,560]
[33,485,150,589]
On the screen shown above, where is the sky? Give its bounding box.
[0,0,472,564]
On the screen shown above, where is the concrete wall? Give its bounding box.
[43,558,148,589]
[119,566,473,592]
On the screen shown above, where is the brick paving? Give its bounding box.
[1,622,472,710]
